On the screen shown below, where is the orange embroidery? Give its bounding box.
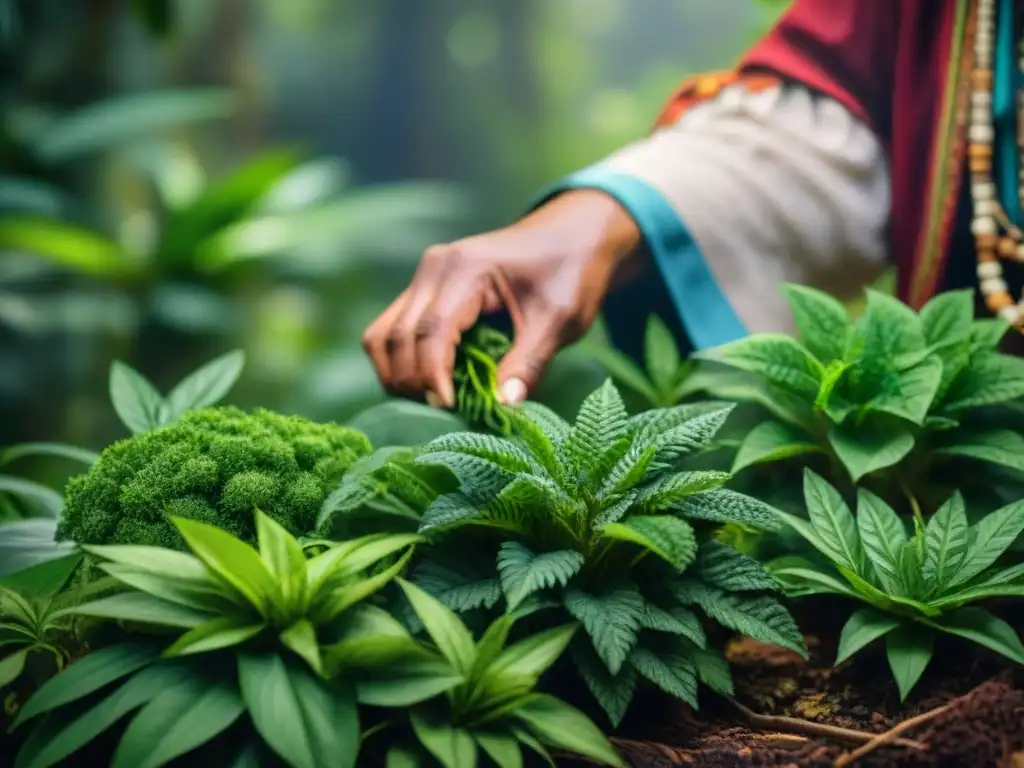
[653,71,783,130]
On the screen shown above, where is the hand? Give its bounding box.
[363,189,642,406]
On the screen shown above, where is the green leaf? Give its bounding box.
[835,609,902,665]
[422,433,535,473]
[801,469,862,572]
[0,519,77,578]
[731,420,822,474]
[969,318,1010,351]
[571,643,637,727]
[855,489,907,593]
[941,351,1024,412]
[923,493,969,592]
[355,657,464,707]
[66,592,215,628]
[0,443,99,468]
[412,560,502,613]
[398,579,476,676]
[686,641,734,696]
[410,709,477,768]
[109,361,164,434]
[475,732,523,768]
[170,516,276,612]
[162,350,245,423]
[780,283,850,363]
[858,289,927,359]
[885,626,934,701]
[920,290,973,347]
[668,488,781,531]
[0,553,81,601]
[111,675,244,768]
[15,663,185,768]
[489,623,577,681]
[694,541,777,592]
[496,543,584,611]
[0,475,63,519]
[564,379,629,473]
[96,562,239,614]
[0,647,28,689]
[414,454,512,505]
[628,646,698,707]
[865,356,943,426]
[647,406,735,463]
[584,343,660,406]
[386,746,424,768]
[697,334,824,399]
[0,218,137,280]
[600,516,697,572]
[13,644,158,728]
[80,544,212,583]
[636,470,731,511]
[280,619,323,675]
[308,546,413,625]
[827,422,915,483]
[638,604,707,647]
[644,315,681,397]
[255,509,306,606]
[238,653,359,768]
[513,694,625,767]
[930,607,1024,664]
[933,429,1024,473]
[563,586,645,675]
[162,615,265,657]
[946,499,1024,589]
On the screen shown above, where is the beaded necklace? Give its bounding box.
[971,0,1024,327]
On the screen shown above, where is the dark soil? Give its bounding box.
[573,600,1024,768]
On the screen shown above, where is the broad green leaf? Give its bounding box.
[628,646,698,708]
[584,343,660,406]
[563,586,645,675]
[0,647,27,689]
[923,493,969,591]
[496,542,584,611]
[355,657,464,707]
[0,553,81,601]
[0,475,63,519]
[930,607,1024,664]
[885,626,934,701]
[933,429,1024,473]
[170,516,276,612]
[111,675,244,768]
[306,532,419,589]
[238,653,359,768]
[940,351,1024,413]
[80,544,212,583]
[947,500,1024,589]
[780,283,850,363]
[0,519,77,577]
[13,644,158,727]
[600,516,697,572]
[398,579,476,675]
[0,218,137,280]
[489,623,577,681]
[96,563,240,613]
[835,609,901,665]
[864,356,943,426]
[386,746,424,768]
[280,619,323,675]
[802,469,861,572]
[512,694,625,767]
[855,490,907,593]
[827,422,914,483]
[685,641,734,696]
[474,732,523,768]
[410,710,477,768]
[696,334,824,399]
[730,420,822,474]
[65,593,215,629]
[969,318,1010,351]
[162,615,265,657]
[919,290,973,348]
[322,605,421,668]
[15,663,185,768]
[254,509,306,606]
[858,289,927,360]
[162,350,245,422]
[109,361,164,435]
[0,443,98,468]
[644,315,681,397]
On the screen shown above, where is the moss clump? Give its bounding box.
[58,406,372,549]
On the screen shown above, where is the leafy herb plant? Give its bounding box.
[697,286,1024,507]
[361,579,624,768]
[770,469,1024,700]
[410,379,806,724]
[12,511,420,768]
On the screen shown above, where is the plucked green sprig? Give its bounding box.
[770,469,1024,700]
[452,324,514,435]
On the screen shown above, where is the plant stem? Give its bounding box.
[833,702,950,766]
[900,479,925,526]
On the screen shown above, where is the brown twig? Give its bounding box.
[833,702,951,767]
[729,698,927,750]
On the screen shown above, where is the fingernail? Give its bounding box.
[500,378,527,405]
[425,391,442,408]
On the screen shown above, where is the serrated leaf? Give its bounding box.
[414,453,512,504]
[885,626,934,701]
[827,422,915,483]
[417,493,481,533]
[835,608,902,665]
[627,401,734,444]
[515,402,571,443]
[648,406,734,463]
[696,334,824,399]
[855,489,907,593]
[864,356,943,426]
[637,471,731,511]
[412,560,502,613]
[497,542,584,611]
[780,283,850,363]
[600,516,697,572]
[421,433,535,473]
[923,493,969,592]
[628,646,698,707]
[685,641,734,696]
[563,586,645,675]
[802,470,861,572]
[669,488,781,531]
[694,541,777,592]
[564,379,629,474]
[570,642,637,727]
[731,420,822,474]
[638,604,707,647]
[162,349,244,423]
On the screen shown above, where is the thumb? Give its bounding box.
[495,321,561,405]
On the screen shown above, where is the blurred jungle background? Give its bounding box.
[0,0,791,466]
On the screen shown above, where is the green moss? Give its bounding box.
[59,406,372,549]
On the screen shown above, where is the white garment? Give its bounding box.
[598,83,891,334]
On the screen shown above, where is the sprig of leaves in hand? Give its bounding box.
[453,324,514,435]
[697,286,1024,495]
[11,511,420,768]
[362,579,624,768]
[410,379,806,724]
[770,469,1024,700]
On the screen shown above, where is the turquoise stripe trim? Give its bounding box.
[533,167,747,350]
[995,0,1021,225]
